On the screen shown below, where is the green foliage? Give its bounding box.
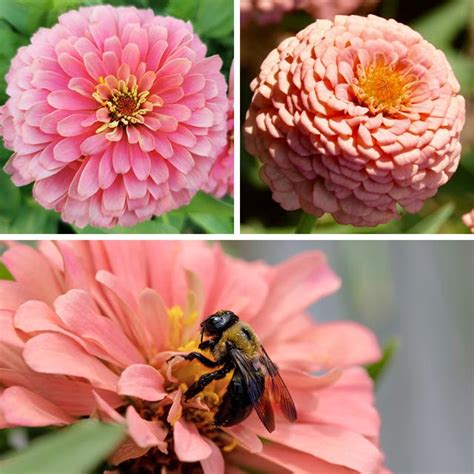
[0,420,124,474]
[366,338,399,386]
[76,192,233,234]
[407,203,455,233]
[167,0,233,39]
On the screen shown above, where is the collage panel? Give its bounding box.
[0,240,472,473]
[241,0,473,234]
[0,0,234,235]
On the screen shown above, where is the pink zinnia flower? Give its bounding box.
[462,210,474,233]
[0,6,228,228]
[203,62,234,198]
[244,15,466,226]
[0,241,388,473]
[241,0,375,26]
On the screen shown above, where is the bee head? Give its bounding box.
[200,310,239,340]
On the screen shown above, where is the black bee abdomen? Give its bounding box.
[214,370,264,427]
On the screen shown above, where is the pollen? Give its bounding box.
[353,58,414,115]
[92,74,157,134]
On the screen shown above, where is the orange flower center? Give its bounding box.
[353,60,413,115]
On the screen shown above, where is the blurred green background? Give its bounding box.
[0,0,234,234]
[241,0,474,234]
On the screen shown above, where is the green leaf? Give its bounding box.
[0,170,21,219]
[0,0,51,36]
[184,191,234,218]
[411,0,470,49]
[195,0,233,39]
[0,420,124,474]
[9,200,59,234]
[407,203,455,234]
[189,213,232,233]
[366,338,398,385]
[0,262,14,281]
[75,218,181,234]
[167,0,233,39]
[166,0,195,20]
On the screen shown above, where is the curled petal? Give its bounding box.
[117,364,167,401]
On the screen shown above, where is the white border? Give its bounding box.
[233,0,241,236]
[3,234,473,241]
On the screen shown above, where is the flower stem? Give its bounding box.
[295,212,316,234]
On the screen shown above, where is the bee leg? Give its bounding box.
[184,362,234,400]
[198,338,217,351]
[179,352,220,368]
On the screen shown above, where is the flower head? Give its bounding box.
[203,62,234,198]
[462,210,474,233]
[244,15,465,226]
[241,0,375,25]
[0,6,228,228]
[0,241,387,472]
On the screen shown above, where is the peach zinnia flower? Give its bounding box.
[462,210,474,233]
[203,62,234,198]
[0,6,228,228]
[0,241,388,473]
[244,15,466,226]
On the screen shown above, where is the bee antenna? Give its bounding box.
[200,328,204,343]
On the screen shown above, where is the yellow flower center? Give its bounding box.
[353,59,414,115]
[92,75,156,133]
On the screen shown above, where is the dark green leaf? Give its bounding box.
[167,0,233,39]
[184,191,233,219]
[411,0,470,49]
[76,219,181,234]
[0,420,124,474]
[366,338,398,385]
[0,262,14,281]
[189,213,232,233]
[407,203,455,234]
[9,200,59,234]
[0,170,21,219]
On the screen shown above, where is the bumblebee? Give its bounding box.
[168,310,297,432]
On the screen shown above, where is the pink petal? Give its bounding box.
[138,288,169,353]
[312,321,382,367]
[125,405,167,451]
[53,289,145,368]
[117,364,166,401]
[173,418,212,462]
[224,424,263,453]
[264,423,383,472]
[122,43,140,72]
[253,251,341,339]
[23,333,119,391]
[258,442,352,474]
[54,136,84,163]
[48,90,95,111]
[57,114,91,137]
[92,391,124,423]
[2,244,62,305]
[0,310,24,349]
[0,386,74,426]
[200,439,225,474]
[0,368,122,417]
[0,281,30,311]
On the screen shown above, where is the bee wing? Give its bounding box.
[260,346,297,423]
[230,347,275,433]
